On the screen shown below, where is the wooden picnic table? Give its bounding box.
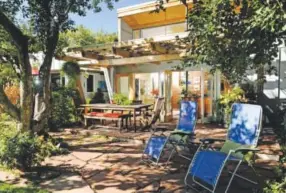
[81,103,152,132]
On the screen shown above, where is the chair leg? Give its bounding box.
[166,148,176,165]
[118,119,122,132]
[225,160,242,193]
[125,117,128,130]
[84,118,87,128]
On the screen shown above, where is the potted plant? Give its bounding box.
[112,93,132,105]
[150,89,159,98]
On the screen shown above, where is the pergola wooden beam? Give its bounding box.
[79,54,181,68]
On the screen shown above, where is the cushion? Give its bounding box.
[89,112,98,116]
[220,140,251,159]
[93,113,105,117]
[104,113,122,118]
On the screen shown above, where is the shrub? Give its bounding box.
[0,120,67,171]
[4,85,20,105]
[218,86,246,126]
[112,93,131,105]
[49,87,81,130]
[264,178,286,193]
[0,121,47,170]
[0,85,20,114]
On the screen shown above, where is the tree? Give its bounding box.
[0,0,118,132]
[57,25,117,55]
[155,0,285,86]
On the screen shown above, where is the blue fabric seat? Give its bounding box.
[144,136,168,160]
[142,100,197,164]
[190,151,238,186]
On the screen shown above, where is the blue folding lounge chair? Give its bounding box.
[142,100,198,165]
[185,103,263,193]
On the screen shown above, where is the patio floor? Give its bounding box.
[42,123,280,193]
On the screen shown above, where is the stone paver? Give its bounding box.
[40,172,94,193]
[43,125,278,193]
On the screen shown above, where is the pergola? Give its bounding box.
[60,32,190,67]
[59,32,220,121]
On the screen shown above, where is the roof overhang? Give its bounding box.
[117,0,193,18]
[118,0,193,30]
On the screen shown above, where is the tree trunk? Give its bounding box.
[256,65,264,103]
[19,75,34,131]
[33,29,59,133]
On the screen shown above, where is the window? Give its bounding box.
[51,74,61,90]
[166,23,186,34]
[87,75,94,92]
[140,22,186,39]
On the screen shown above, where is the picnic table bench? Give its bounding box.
[81,103,152,132]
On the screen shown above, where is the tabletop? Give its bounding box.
[80,103,152,110]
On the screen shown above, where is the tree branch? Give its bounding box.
[0,11,28,53]
[65,0,76,16]
[0,83,21,121]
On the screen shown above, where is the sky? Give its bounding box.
[70,0,153,33]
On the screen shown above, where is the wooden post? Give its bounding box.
[200,68,204,123]
[128,73,135,100]
[76,78,85,104]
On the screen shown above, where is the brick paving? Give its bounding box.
[43,124,279,193]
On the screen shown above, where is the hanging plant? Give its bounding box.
[61,61,80,88]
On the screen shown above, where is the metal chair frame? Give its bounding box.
[185,103,263,193]
[142,100,198,166]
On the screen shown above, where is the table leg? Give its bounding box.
[133,109,136,132]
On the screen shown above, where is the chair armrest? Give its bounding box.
[234,148,260,154]
[200,138,226,144]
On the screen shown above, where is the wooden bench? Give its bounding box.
[84,112,130,131]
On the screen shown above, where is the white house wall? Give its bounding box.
[115,60,210,74]
[120,19,133,41]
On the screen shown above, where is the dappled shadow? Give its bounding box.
[43,121,280,192]
[39,171,92,192]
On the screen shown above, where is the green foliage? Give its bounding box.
[0,115,68,170]
[264,178,286,193]
[218,87,245,126]
[112,93,132,105]
[57,26,117,55]
[61,61,81,88]
[49,88,81,130]
[0,182,49,193]
[58,25,97,50]
[0,121,47,170]
[0,0,118,132]
[184,0,280,83]
[156,0,285,83]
